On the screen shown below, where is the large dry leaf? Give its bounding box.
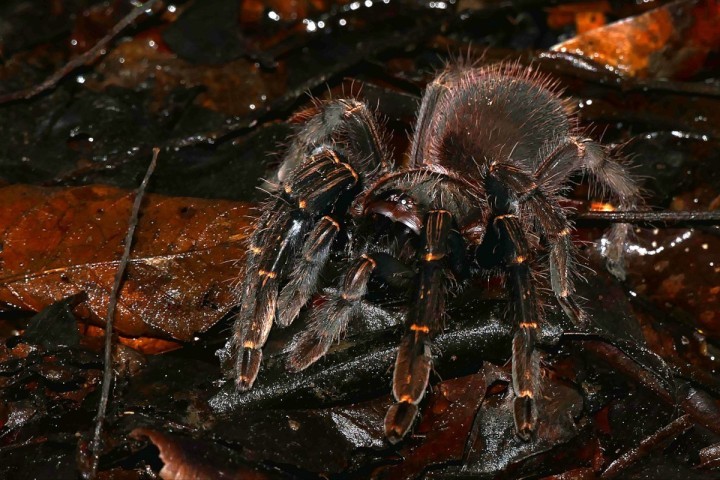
[0,185,252,341]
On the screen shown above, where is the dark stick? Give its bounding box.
[574,210,720,227]
[88,147,159,478]
[0,0,159,105]
[601,414,693,479]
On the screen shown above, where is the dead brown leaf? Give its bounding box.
[0,184,252,341]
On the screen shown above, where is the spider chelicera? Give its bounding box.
[230,62,641,443]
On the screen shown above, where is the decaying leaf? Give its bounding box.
[130,428,276,480]
[552,0,720,79]
[0,184,252,340]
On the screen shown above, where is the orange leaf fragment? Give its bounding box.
[81,324,182,354]
[551,0,720,79]
[0,185,253,341]
[575,10,607,34]
[546,1,610,31]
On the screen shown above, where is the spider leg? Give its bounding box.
[531,142,590,311]
[534,140,587,193]
[234,207,308,389]
[276,215,341,326]
[491,162,585,324]
[385,209,455,444]
[288,254,375,371]
[235,202,288,331]
[233,148,359,390]
[547,231,584,323]
[580,139,642,280]
[536,138,642,279]
[494,213,542,440]
[288,252,412,370]
[408,67,464,166]
[269,99,391,327]
[275,99,389,185]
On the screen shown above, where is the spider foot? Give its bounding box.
[558,296,588,326]
[602,223,631,280]
[384,401,419,444]
[393,332,433,402]
[384,332,433,443]
[236,347,262,391]
[513,393,537,441]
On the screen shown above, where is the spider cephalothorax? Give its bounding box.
[230,62,641,443]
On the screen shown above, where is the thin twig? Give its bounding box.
[88,147,159,478]
[601,414,693,478]
[0,0,159,105]
[574,210,720,227]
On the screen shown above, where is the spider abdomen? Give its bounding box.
[413,64,575,176]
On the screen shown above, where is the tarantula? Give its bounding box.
[230,62,641,443]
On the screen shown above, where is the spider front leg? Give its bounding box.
[233,98,390,390]
[234,207,308,388]
[233,148,359,389]
[276,215,341,326]
[385,209,459,443]
[289,253,377,370]
[494,213,542,440]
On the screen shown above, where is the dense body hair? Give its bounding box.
[411,64,573,174]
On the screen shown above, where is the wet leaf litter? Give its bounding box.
[0,0,719,478]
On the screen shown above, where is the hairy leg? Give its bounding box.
[494,213,542,439]
[385,209,456,443]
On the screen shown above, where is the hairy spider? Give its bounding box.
[230,62,641,443]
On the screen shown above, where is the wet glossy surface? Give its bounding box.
[0,0,718,478]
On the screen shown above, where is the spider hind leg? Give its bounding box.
[538,137,642,280]
[582,140,642,280]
